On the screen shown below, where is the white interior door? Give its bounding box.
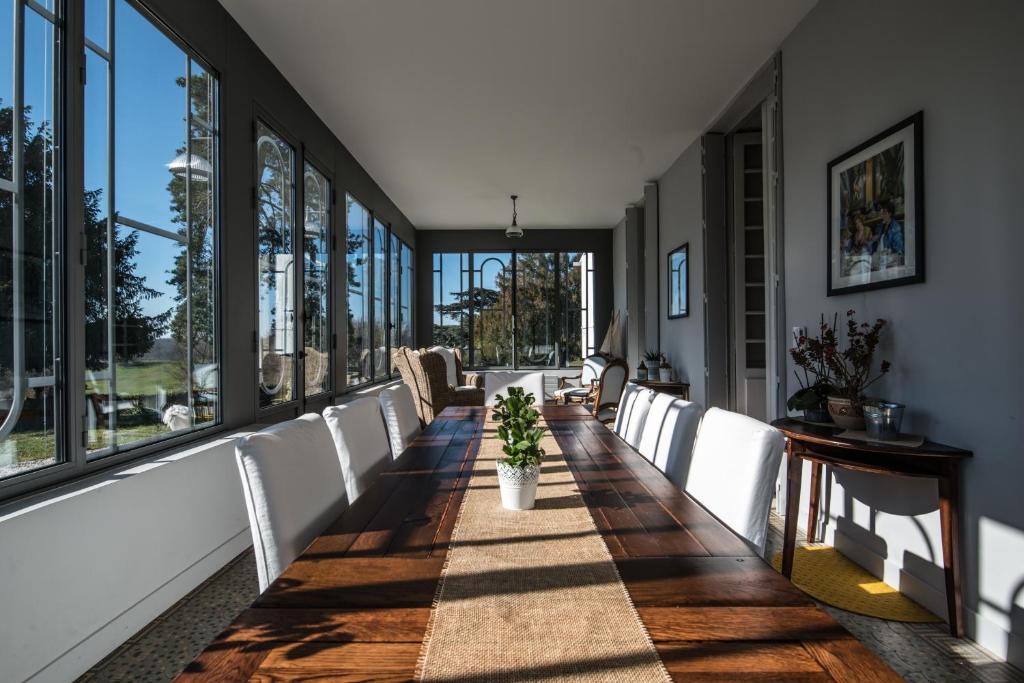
[731,131,768,421]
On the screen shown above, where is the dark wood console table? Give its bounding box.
[772,418,972,637]
[633,378,690,400]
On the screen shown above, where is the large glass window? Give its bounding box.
[431,251,594,369]
[371,218,387,380]
[399,241,413,348]
[431,252,470,360]
[84,0,219,453]
[346,195,371,386]
[255,120,294,409]
[302,162,330,397]
[1,0,62,479]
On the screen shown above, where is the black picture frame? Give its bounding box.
[827,111,924,296]
[667,243,688,319]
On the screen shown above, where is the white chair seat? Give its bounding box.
[684,408,785,553]
[235,414,347,591]
[553,386,590,399]
[379,383,422,458]
[323,397,392,504]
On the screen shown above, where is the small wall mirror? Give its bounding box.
[667,243,689,319]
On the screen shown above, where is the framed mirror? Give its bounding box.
[667,243,689,319]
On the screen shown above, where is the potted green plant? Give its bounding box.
[792,311,890,430]
[640,350,661,381]
[491,386,546,510]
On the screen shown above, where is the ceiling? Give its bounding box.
[220,0,816,229]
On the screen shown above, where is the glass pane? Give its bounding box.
[188,121,217,426]
[561,252,593,367]
[400,243,413,347]
[109,226,188,449]
[473,253,512,367]
[256,121,295,407]
[85,0,108,50]
[431,252,469,361]
[372,219,386,380]
[1,4,62,479]
[303,162,329,397]
[189,59,214,128]
[389,232,399,374]
[515,253,557,368]
[345,195,371,386]
[114,0,187,232]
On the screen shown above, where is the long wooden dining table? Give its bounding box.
[176,405,902,681]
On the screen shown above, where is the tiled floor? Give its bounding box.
[78,516,1023,683]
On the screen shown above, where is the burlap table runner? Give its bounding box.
[416,419,670,681]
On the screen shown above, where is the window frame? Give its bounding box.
[299,147,335,404]
[253,109,300,415]
[1,0,227,503]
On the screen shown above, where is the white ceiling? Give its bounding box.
[220,0,815,229]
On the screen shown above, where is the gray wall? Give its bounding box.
[612,216,627,337]
[657,141,707,404]
[781,0,1024,663]
[414,229,614,358]
[139,0,417,430]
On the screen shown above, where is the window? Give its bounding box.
[1,0,62,479]
[431,251,595,369]
[255,120,294,409]
[398,241,413,348]
[371,218,387,380]
[84,0,219,453]
[432,253,469,360]
[302,162,330,397]
[345,195,371,386]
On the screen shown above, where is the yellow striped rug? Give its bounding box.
[772,545,941,623]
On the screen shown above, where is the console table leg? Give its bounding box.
[806,462,822,543]
[782,440,802,578]
[938,462,965,637]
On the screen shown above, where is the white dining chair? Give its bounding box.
[590,359,629,422]
[323,397,392,504]
[484,371,546,406]
[684,408,785,553]
[612,383,655,449]
[637,394,704,487]
[379,383,423,458]
[234,413,348,591]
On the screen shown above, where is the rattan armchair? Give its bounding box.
[393,347,484,424]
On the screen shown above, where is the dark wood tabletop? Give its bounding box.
[176,405,901,682]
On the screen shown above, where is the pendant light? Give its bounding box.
[505,194,524,239]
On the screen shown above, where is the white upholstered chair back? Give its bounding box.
[323,397,392,504]
[594,361,628,412]
[684,408,785,553]
[379,383,422,458]
[580,355,608,386]
[613,383,655,449]
[484,371,546,406]
[637,394,704,487]
[235,414,347,591]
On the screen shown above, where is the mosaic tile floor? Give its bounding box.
[78,515,1023,682]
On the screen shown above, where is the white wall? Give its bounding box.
[781,0,1024,665]
[657,141,707,405]
[0,430,257,682]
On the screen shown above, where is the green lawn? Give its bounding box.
[86,360,188,398]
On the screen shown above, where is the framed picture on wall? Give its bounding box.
[827,111,924,296]
[667,243,688,318]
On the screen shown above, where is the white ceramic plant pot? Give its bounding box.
[496,461,541,510]
[658,367,673,382]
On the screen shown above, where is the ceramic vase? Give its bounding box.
[496,461,540,510]
[827,396,865,430]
